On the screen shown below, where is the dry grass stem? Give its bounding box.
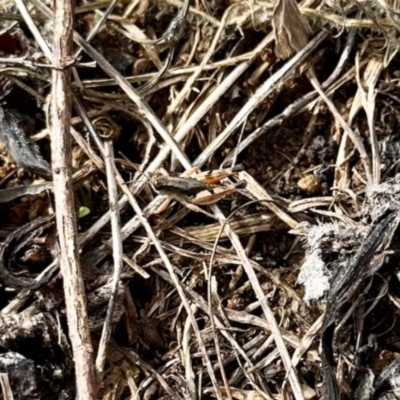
[3,0,400,398]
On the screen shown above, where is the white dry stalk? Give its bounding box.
[81,51,263,88]
[74,0,119,58]
[154,266,301,395]
[182,305,197,400]
[291,314,324,367]
[69,79,223,393]
[79,31,274,244]
[210,204,306,400]
[225,308,300,347]
[76,40,194,171]
[29,3,321,397]
[223,27,359,165]
[0,372,13,399]
[29,0,193,171]
[117,182,224,399]
[353,55,384,185]
[306,68,373,184]
[165,4,238,117]
[165,0,221,26]
[193,31,327,168]
[122,348,179,399]
[182,213,284,241]
[238,171,298,229]
[288,196,336,213]
[105,16,163,69]
[69,76,223,393]
[95,140,124,376]
[14,0,53,61]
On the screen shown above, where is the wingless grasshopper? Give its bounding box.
[149,164,247,219]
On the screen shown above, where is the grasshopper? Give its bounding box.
[149,164,247,219]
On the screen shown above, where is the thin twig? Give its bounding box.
[74,0,118,58]
[210,205,305,400]
[95,139,124,378]
[165,4,237,116]
[193,31,327,168]
[116,180,224,399]
[80,50,263,88]
[306,67,373,183]
[78,32,274,244]
[29,0,193,171]
[223,26,357,164]
[68,91,223,397]
[14,0,52,61]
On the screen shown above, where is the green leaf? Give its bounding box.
[78,206,90,218]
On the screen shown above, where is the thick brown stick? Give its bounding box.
[51,0,97,398]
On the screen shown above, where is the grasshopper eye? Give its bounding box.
[150,175,166,189]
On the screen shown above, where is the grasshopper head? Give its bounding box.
[150,174,169,190]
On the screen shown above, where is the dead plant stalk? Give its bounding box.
[50,0,96,398]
